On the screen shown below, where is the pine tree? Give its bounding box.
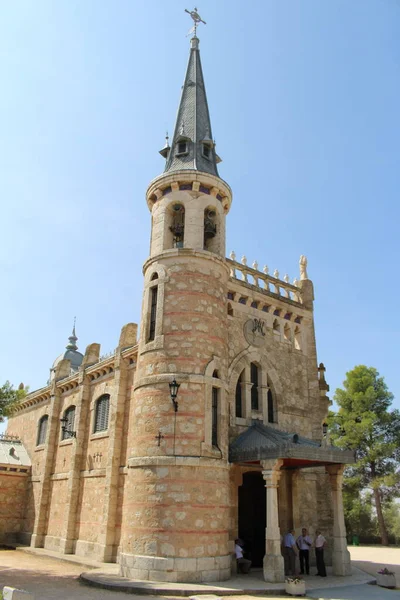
[0,381,27,423]
[328,365,400,545]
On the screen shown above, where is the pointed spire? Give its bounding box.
[66,317,78,351]
[163,35,220,177]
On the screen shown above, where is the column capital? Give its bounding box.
[262,458,284,486]
[326,464,345,489]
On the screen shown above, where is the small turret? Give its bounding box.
[49,319,83,382]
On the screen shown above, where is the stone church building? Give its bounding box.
[2,31,354,583]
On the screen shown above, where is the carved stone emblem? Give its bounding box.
[243,318,266,347]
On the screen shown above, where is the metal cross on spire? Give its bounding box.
[185,7,206,37]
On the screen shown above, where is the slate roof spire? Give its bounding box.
[161,35,221,177]
[66,317,78,351]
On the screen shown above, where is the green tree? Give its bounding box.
[0,381,27,423]
[383,501,400,544]
[328,365,400,545]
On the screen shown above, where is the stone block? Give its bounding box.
[215,554,231,569]
[3,588,34,600]
[174,557,197,571]
[197,557,216,571]
[178,571,202,583]
[149,570,177,582]
[200,569,219,582]
[190,596,221,600]
[133,555,155,570]
[152,556,174,571]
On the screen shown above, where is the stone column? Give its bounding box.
[262,458,284,583]
[59,371,91,554]
[326,464,351,576]
[98,350,129,561]
[243,365,252,420]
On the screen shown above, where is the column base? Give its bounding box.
[59,537,74,554]
[30,533,45,548]
[332,538,351,576]
[263,553,285,583]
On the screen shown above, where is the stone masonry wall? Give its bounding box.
[0,471,29,543]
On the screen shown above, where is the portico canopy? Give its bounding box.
[229,421,355,467]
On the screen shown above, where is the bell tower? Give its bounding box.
[147,34,232,259]
[119,21,234,583]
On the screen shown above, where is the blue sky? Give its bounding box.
[1,0,399,432]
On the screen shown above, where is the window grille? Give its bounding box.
[212,387,218,447]
[61,406,75,440]
[148,286,158,341]
[94,394,110,432]
[235,373,243,418]
[37,415,48,446]
[251,363,259,410]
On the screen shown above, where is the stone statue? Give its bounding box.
[252,260,258,270]
[273,269,279,278]
[229,250,236,261]
[299,255,308,280]
[241,255,247,266]
[263,265,269,275]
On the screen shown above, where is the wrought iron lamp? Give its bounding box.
[322,422,328,437]
[60,416,76,438]
[169,378,180,412]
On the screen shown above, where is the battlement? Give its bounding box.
[227,255,305,308]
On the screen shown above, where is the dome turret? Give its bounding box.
[49,321,83,382]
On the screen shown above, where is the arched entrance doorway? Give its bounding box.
[238,471,266,567]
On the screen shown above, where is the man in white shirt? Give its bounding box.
[315,530,327,577]
[235,538,251,574]
[296,527,312,575]
[283,529,297,576]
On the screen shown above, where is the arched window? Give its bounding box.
[294,326,301,350]
[61,406,76,440]
[273,319,280,334]
[212,387,219,446]
[251,363,259,410]
[235,370,244,417]
[37,415,48,446]
[203,207,217,251]
[148,283,158,342]
[284,323,291,342]
[169,204,185,248]
[94,394,110,433]
[227,302,233,316]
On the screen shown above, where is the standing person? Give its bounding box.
[315,530,327,577]
[283,529,297,576]
[235,538,251,574]
[296,527,312,575]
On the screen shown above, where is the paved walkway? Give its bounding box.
[0,546,399,600]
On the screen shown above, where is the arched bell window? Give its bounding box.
[203,207,217,250]
[169,203,185,248]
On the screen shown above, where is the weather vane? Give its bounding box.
[185,7,206,37]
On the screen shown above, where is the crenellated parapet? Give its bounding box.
[227,256,302,305]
